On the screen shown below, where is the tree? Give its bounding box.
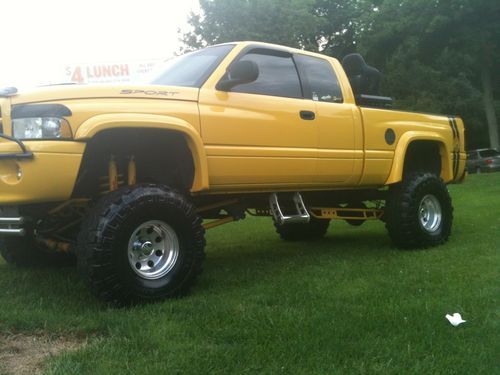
[182,0,319,51]
[313,0,376,58]
[182,0,368,55]
[360,0,500,149]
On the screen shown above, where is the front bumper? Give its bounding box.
[0,141,85,204]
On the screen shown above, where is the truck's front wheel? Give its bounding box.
[385,173,453,249]
[77,185,205,304]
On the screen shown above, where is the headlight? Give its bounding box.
[12,117,72,140]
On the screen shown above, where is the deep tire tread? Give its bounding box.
[77,184,205,304]
[385,173,453,249]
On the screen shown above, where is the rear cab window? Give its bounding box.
[294,54,343,103]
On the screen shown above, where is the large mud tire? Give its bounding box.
[385,173,453,249]
[77,184,205,304]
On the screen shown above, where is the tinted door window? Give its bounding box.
[295,54,343,103]
[231,50,302,98]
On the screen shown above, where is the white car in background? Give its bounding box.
[466,149,500,173]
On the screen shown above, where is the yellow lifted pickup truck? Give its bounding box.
[0,42,465,303]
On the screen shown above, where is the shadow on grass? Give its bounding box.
[0,174,496,317]
[196,222,399,295]
[0,222,396,317]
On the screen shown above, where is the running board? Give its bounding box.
[269,193,310,225]
[309,207,383,221]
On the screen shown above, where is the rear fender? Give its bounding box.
[385,131,452,185]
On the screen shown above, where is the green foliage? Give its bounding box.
[181,0,372,57]
[182,0,500,149]
[0,174,499,373]
[313,0,376,58]
[182,0,320,51]
[361,0,500,148]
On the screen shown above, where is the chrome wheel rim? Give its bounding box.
[418,194,442,233]
[127,220,179,280]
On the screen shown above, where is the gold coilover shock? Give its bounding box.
[99,155,136,194]
[109,155,119,191]
[127,155,136,185]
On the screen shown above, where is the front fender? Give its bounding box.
[385,131,452,185]
[75,113,209,192]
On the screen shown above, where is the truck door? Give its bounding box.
[198,47,318,190]
[294,54,361,185]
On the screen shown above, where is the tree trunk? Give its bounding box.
[481,65,500,150]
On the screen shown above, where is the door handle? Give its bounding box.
[300,110,315,120]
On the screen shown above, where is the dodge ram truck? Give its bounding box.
[0,41,466,303]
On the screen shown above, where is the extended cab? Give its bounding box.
[0,42,466,303]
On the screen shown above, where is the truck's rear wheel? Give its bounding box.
[274,217,330,241]
[77,184,205,304]
[0,236,74,267]
[385,173,453,249]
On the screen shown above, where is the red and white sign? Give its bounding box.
[65,60,160,84]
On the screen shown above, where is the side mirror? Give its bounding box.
[216,60,259,91]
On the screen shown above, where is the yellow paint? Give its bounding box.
[359,107,460,184]
[310,207,383,220]
[385,131,452,184]
[0,152,83,204]
[0,98,12,135]
[0,41,465,205]
[0,140,86,154]
[203,216,235,230]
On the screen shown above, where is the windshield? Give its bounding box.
[479,149,500,158]
[147,44,234,88]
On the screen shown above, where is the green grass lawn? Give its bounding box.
[0,174,499,374]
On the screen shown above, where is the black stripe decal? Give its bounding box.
[448,116,459,179]
[453,117,460,179]
[448,116,457,139]
[452,117,460,143]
